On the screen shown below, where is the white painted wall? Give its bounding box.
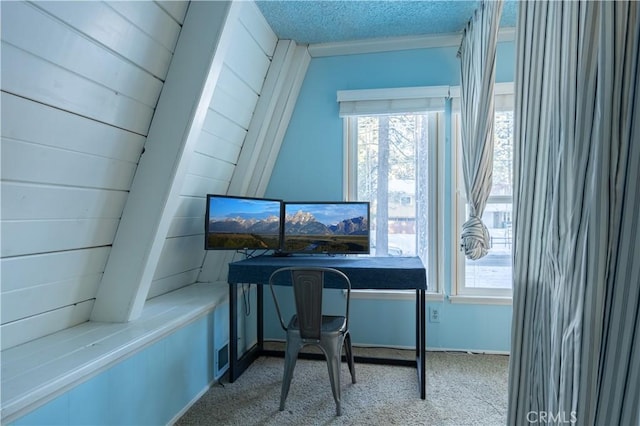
[0,0,186,348]
[0,0,280,349]
[148,2,278,298]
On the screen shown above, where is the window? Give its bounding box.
[339,87,446,294]
[453,85,514,298]
[340,85,513,300]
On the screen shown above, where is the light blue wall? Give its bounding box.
[265,41,515,353]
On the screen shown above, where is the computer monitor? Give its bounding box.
[205,194,283,251]
[282,201,370,254]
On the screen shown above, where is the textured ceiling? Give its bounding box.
[256,0,518,45]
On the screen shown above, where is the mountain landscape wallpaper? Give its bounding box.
[283,203,370,253]
[207,196,282,250]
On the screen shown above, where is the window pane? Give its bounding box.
[355,114,431,260]
[462,110,513,290]
[464,201,512,289]
[491,111,514,196]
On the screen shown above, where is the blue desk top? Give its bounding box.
[228,255,427,290]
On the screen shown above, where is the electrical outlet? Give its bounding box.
[429,307,440,323]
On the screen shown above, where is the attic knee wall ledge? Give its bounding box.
[0,282,229,424]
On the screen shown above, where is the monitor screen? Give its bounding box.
[282,201,370,254]
[205,194,283,250]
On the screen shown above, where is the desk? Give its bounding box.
[227,255,427,399]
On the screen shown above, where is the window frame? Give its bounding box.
[340,87,447,295]
[451,83,515,300]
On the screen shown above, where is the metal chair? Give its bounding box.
[268,267,356,416]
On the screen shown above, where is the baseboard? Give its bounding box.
[425,347,511,356]
[263,339,510,356]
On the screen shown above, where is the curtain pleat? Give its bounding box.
[457,0,503,260]
[509,1,640,424]
[508,1,554,417]
[589,3,640,424]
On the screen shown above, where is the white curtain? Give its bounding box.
[457,0,503,260]
[509,1,640,424]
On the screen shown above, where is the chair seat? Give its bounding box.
[288,315,347,335]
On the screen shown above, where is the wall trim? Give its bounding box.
[308,27,516,57]
[449,295,512,305]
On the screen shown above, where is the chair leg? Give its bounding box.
[280,341,301,411]
[344,332,356,384]
[325,338,344,416]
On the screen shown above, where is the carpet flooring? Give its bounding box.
[174,349,509,426]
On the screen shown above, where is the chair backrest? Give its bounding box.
[269,267,351,340]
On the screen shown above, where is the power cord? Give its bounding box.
[234,249,272,317]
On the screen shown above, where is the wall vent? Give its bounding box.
[216,343,229,378]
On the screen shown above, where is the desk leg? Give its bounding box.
[416,288,426,399]
[228,283,262,383]
[257,284,264,352]
[229,283,239,382]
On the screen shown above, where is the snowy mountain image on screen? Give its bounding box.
[207,213,281,250]
[283,207,369,253]
[284,210,367,235]
[209,215,280,234]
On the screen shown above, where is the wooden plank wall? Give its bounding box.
[1,0,277,349]
[147,2,277,298]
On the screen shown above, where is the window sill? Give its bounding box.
[351,290,444,302]
[449,294,512,305]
